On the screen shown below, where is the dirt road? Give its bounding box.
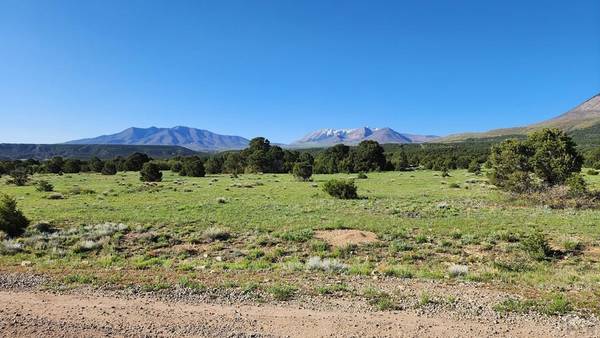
[0,289,598,337]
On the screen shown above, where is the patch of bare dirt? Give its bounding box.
[1,289,598,338]
[314,229,379,247]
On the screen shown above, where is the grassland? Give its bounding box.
[1,170,600,315]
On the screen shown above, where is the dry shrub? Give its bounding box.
[521,185,599,209]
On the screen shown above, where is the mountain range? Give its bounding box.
[288,127,438,148]
[438,92,600,142]
[67,126,437,151]
[64,92,600,151]
[67,126,250,152]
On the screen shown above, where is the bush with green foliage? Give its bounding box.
[314,144,351,174]
[223,153,244,174]
[488,139,533,192]
[354,140,387,172]
[89,157,104,173]
[527,129,583,186]
[313,141,386,174]
[391,151,410,171]
[488,129,582,192]
[357,172,368,179]
[63,159,82,173]
[181,160,205,177]
[46,156,64,174]
[467,159,481,174]
[292,162,313,181]
[204,157,223,174]
[322,179,358,199]
[7,168,29,186]
[587,169,599,175]
[0,194,29,237]
[35,180,54,192]
[101,161,118,175]
[565,174,588,197]
[170,161,183,173]
[140,162,163,182]
[124,152,151,171]
[521,231,553,261]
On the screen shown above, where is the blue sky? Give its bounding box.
[1,0,599,144]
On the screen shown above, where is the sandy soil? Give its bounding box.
[314,229,379,247]
[0,288,598,338]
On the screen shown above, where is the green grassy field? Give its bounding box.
[1,170,599,314]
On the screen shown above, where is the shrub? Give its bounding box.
[202,227,230,242]
[381,265,414,278]
[73,239,103,253]
[101,161,117,175]
[124,152,151,171]
[363,288,398,310]
[543,294,573,315]
[277,228,314,242]
[448,183,460,188]
[521,231,553,261]
[181,160,205,177]
[467,159,481,174]
[32,222,56,233]
[565,174,587,197]
[63,159,82,173]
[356,172,368,179]
[47,193,64,200]
[587,169,599,175]
[306,256,347,272]
[170,161,183,173]
[487,140,534,192]
[292,162,313,181]
[268,283,297,301]
[528,129,583,186]
[7,168,29,186]
[488,129,582,192]
[323,179,358,199]
[35,180,54,192]
[204,157,223,174]
[0,194,30,237]
[68,186,93,195]
[0,240,24,254]
[46,157,64,174]
[140,162,162,182]
[89,157,104,172]
[562,238,584,253]
[448,264,469,277]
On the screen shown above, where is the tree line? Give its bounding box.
[2,132,600,184]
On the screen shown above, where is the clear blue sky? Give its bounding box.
[1,0,599,144]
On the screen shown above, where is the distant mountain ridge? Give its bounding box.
[289,127,438,148]
[67,126,250,152]
[438,92,600,142]
[0,144,197,160]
